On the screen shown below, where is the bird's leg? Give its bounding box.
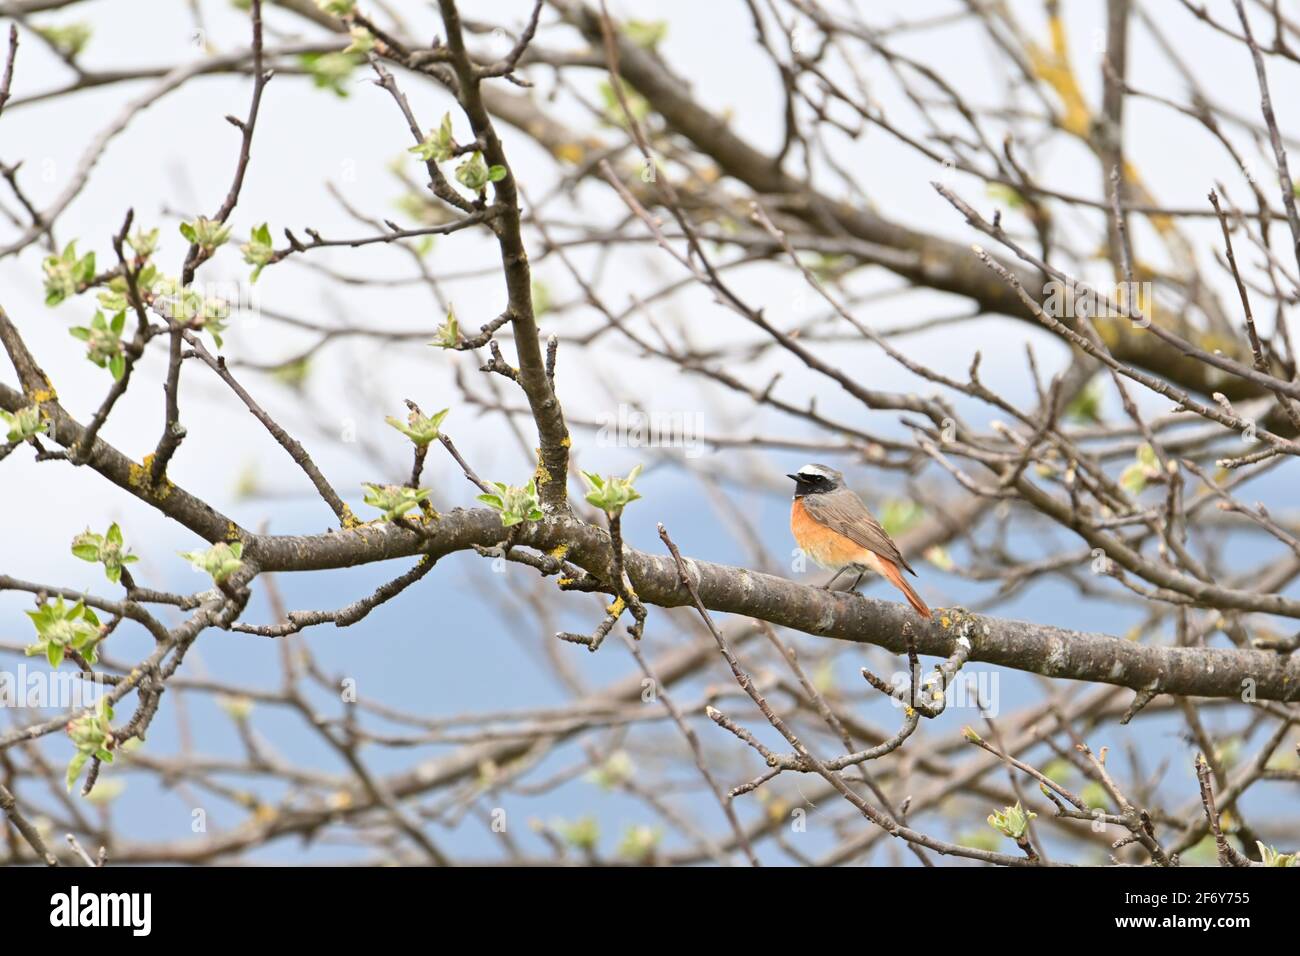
[820,567,849,590]
[850,570,865,590]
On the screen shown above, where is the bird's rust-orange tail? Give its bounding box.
[878,558,932,620]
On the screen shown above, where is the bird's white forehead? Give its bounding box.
[796,463,836,479]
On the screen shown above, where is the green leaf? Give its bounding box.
[598,81,651,128]
[1064,376,1104,423]
[270,357,311,390]
[617,824,663,862]
[71,542,101,562]
[299,51,361,97]
[180,541,244,583]
[2,404,46,442]
[586,750,635,789]
[344,25,374,54]
[554,816,599,851]
[26,595,104,668]
[880,499,924,538]
[1080,782,1110,810]
[82,778,125,805]
[1257,841,1297,867]
[581,464,643,516]
[429,307,460,349]
[1119,463,1146,495]
[217,693,255,720]
[532,280,552,318]
[72,525,136,583]
[986,182,1025,208]
[42,241,96,306]
[241,222,276,282]
[455,152,494,192]
[127,226,160,259]
[361,483,433,521]
[385,407,449,446]
[957,829,1002,853]
[180,217,231,251]
[65,751,89,791]
[410,113,458,163]
[987,801,1036,840]
[37,22,92,57]
[623,19,667,49]
[1120,443,1163,495]
[924,545,954,571]
[64,697,117,792]
[476,480,543,526]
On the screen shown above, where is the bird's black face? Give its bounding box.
[787,470,834,498]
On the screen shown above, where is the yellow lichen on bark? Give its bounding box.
[127,454,174,500]
[1027,15,1092,139]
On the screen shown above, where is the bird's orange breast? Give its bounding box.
[791,498,871,569]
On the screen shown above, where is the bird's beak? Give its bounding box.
[785,474,799,482]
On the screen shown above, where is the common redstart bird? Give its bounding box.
[788,464,932,620]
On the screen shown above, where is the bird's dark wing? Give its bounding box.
[803,489,917,575]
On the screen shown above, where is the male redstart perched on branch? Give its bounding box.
[788,464,932,620]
